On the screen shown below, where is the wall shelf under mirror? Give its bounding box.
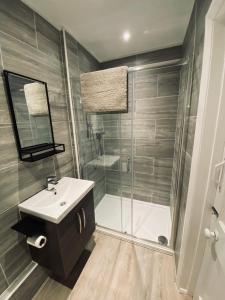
[3,70,65,162]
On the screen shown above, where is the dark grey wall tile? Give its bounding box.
[186,116,196,156]
[136,141,174,158]
[10,265,48,300]
[104,138,132,155]
[134,74,157,99]
[18,158,55,203]
[155,118,176,140]
[152,190,170,206]
[0,77,11,124]
[158,71,180,97]
[0,0,36,47]
[106,170,131,187]
[133,186,152,202]
[0,32,64,92]
[135,46,183,66]
[78,42,99,73]
[154,158,173,177]
[0,125,18,168]
[52,121,72,147]
[0,266,8,294]
[54,151,75,178]
[0,165,19,213]
[134,119,155,139]
[135,96,178,120]
[0,240,31,284]
[35,13,61,59]
[101,46,182,69]
[48,90,69,122]
[101,55,136,69]
[134,172,171,194]
[133,157,154,174]
[0,206,21,255]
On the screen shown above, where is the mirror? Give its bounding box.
[3,71,65,162]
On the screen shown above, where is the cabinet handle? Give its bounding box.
[81,208,86,229]
[77,212,82,234]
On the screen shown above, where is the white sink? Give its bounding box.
[18,177,95,224]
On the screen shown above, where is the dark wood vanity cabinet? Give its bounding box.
[24,189,95,279]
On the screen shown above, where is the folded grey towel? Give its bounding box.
[80,66,128,113]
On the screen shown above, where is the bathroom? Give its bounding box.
[0,0,225,299]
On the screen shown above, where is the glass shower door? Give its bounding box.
[94,72,133,235]
[130,65,180,246]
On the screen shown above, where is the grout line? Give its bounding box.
[156,74,159,97]
[0,30,42,53]
[33,12,39,49]
[0,45,4,69]
[0,263,9,286]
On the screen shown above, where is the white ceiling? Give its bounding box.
[22,0,195,62]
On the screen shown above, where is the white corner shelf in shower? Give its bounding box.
[95,194,172,246]
[87,155,120,168]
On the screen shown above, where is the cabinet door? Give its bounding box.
[57,189,95,278]
[80,190,95,245]
[57,206,84,277]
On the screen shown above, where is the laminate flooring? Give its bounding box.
[33,232,192,300]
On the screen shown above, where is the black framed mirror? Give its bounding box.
[3,70,65,162]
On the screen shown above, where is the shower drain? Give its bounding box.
[158,235,168,246]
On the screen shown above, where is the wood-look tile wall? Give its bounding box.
[102,54,181,206]
[0,0,76,297]
[173,0,212,270]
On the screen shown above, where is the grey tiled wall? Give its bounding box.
[173,0,212,266]
[101,46,182,69]
[0,0,75,297]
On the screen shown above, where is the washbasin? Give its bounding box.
[18,177,95,223]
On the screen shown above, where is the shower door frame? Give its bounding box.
[96,59,184,252]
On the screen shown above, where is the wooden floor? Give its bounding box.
[34,232,192,300]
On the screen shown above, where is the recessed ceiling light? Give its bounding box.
[122,31,130,42]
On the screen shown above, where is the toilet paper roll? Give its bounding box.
[27,235,47,249]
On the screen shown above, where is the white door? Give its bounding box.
[193,5,225,297]
[194,150,225,300]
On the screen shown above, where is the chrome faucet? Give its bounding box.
[46,176,58,193]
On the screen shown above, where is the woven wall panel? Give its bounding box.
[80,66,128,112]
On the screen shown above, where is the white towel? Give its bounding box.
[24,82,48,115]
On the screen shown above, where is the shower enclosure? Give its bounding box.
[81,65,180,247]
[63,32,181,248]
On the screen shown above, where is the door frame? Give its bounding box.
[176,0,225,294]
